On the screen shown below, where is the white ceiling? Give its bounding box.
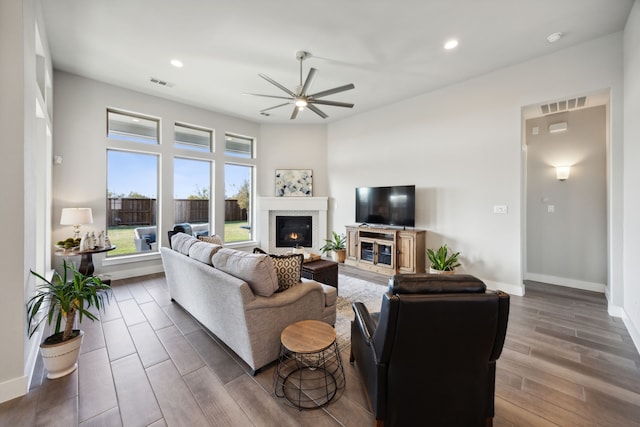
[40,0,634,124]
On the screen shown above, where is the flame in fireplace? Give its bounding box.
[287,232,300,241]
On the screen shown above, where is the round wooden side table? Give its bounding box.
[273,319,346,410]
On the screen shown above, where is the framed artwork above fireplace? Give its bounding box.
[275,169,312,197]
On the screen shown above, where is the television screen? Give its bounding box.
[355,185,415,227]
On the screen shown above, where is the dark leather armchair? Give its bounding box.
[350,274,510,427]
[167,223,193,248]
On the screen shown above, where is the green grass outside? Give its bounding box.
[107,221,250,257]
[223,221,251,243]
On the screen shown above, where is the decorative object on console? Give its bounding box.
[275,169,313,197]
[320,231,347,263]
[60,207,93,239]
[427,244,461,274]
[27,260,111,379]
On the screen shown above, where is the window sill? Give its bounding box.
[102,251,161,266]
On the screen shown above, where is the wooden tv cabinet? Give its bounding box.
[345,225,426,275]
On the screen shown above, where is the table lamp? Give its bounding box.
[60,208,93,238]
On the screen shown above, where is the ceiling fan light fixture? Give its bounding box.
[295,98,308,107]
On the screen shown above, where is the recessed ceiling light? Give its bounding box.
[547,32,563,43]
[170,59,183,68]
[444,39,459,50]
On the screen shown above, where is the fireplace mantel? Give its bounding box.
[258,197,328,253]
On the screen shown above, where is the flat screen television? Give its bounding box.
[355,185,416,227]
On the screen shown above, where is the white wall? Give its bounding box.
[0,0,53,403]
[328,33,625,297]
[258,124,328,198]
[526,107,607,291]
[52,72,260,278]
[623,0,640,351]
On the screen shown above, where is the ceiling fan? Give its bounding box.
[246,51,355,120]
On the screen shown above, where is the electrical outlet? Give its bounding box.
[548,205,555,213]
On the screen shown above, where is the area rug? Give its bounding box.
[334,274,388,350]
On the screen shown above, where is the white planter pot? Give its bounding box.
[39,330,84,379]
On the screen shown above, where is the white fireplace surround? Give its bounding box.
[258,197,328,254]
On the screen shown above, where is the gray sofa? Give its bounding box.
[160,233,337,374]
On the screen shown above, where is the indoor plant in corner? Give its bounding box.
[27,260,111,379]
[320,231,347,263]
[427,244,461,274]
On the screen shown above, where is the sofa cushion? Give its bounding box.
[212,248,279,297]
[198,234,223,246]
[253,248,303,292]
[171,232,199,255]
[188,241,222,265]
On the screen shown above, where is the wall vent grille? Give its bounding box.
[540,96,586,115]
[149,77,175,88]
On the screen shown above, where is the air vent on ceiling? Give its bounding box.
[540,96,586,115]
[149,77,175,88]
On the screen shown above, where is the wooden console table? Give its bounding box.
[55,246,116,276]
[345,225,426,275]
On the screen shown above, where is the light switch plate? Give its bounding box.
[493,205,508,214]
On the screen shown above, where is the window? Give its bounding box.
[107,150,159,256]
[107,110,159,144]
[174,123,212,152]
[174,157,211,236]
[225,133,253,158]
[224,163,253,242]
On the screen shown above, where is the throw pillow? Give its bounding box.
[252,248,303,292]
[198,234,223,246]
[212,248,279,297]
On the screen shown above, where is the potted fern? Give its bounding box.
[427,244,461,274]
[27,260,111,379]
[320,231,347,263]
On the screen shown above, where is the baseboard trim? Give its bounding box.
[104,264,164,281]
[483,280,524,296]
[621,311,640,356]
[524,272,606,293]
[0,375,28,404]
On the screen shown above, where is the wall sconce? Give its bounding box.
[556,166,571,181]
[60,207,93,238]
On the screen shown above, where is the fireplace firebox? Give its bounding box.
[276,216,312,247]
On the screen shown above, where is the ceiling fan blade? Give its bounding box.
[260,103,291,113]
[300,68,318,96]
[290,106,300,120]
[310,83,355,99]
[307,104,328,119]
[258,73,296,97]
[244,93,293,101]
[309,99,354,108]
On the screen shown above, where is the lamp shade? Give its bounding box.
[60,208,93,225]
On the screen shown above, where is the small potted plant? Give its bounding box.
[320,231,347,263]
[427,244,461,274]
[27,260,111,379]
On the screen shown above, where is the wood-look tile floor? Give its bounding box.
[2,267,639,426]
